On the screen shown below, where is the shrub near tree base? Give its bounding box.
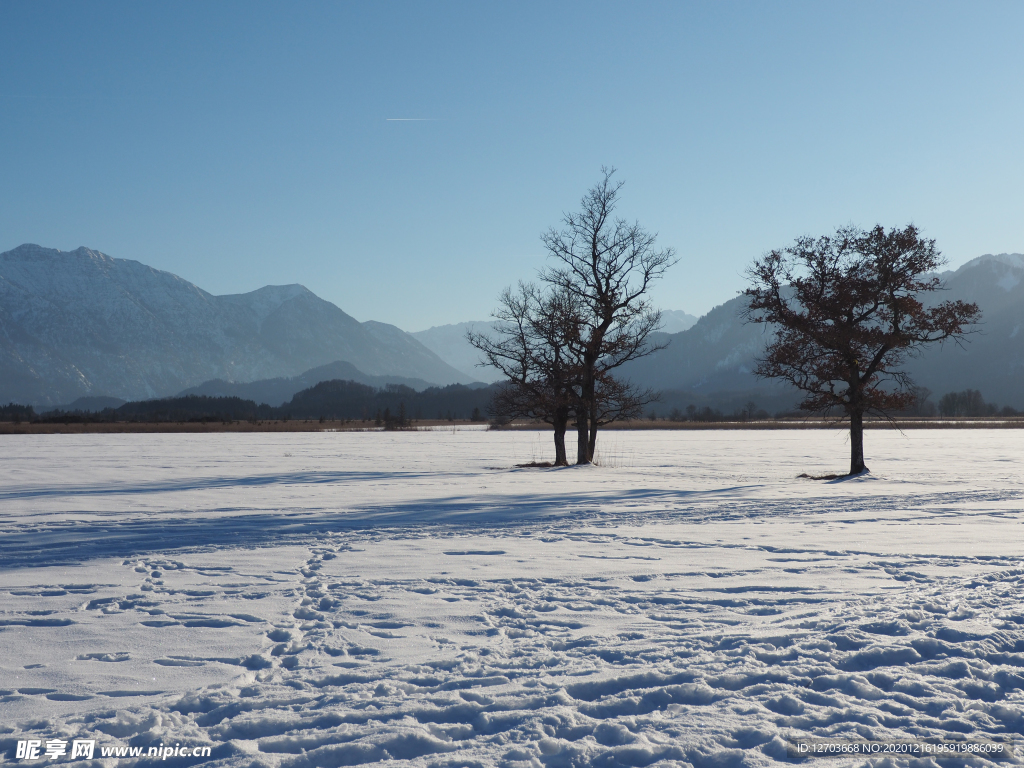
[744,224,981,475]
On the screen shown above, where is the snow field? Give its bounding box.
[0,429,1023,767]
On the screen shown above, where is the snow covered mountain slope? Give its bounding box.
[0,244,471,405]
[620,253,1024,409]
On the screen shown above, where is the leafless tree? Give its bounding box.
[469,279,657,466]
[468,283,582,465]
[591,373,655,431]
[540,168,677,463]
[744,224,981,475]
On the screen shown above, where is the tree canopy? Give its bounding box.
[744,224,981,474]
[470,169,673,465]
[539,168,676,463]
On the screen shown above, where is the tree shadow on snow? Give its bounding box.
[0,485,759,570]
[797,469,872,483]
[0,469,436,502]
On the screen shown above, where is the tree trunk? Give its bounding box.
[849,409,867,475]
[575,412,590,465]
[553,409,569,467]
[578,367,595,464]
[587,399,598,463]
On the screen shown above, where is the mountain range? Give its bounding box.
[409,310,699,385]
[2,244,1021,410]
[618,252,1024,410]
[410,322,503,383]
[176,360,438,408]
[0,244,471,406]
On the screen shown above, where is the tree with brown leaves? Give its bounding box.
[744,224,981,475]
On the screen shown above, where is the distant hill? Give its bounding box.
[57,396,128,412]
[412,310,697,384]
[903,253,1024,408]
[0,244,471,405]
[659,309,698,334]
[280,380,497,421]
[411,321,502,383]
[6,241,1019,410]
[177,360,434,407]
[34,381,499,423]
[619,253,1024,410]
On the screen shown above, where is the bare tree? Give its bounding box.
[469,278,658,466]
[468,283,582,466]
[744,224,981,475]
[540,168,677,463]
[591,373,656,432]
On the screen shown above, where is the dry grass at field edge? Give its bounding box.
[3,416,1024,434]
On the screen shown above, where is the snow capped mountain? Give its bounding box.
[0,244,472,405]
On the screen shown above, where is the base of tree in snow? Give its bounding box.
[1,430,1022,766]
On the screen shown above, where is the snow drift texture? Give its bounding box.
[1,429,1022,766]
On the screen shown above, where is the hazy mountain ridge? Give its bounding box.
[0,244,472,405]
[658,309,698,334]
[620,253,1024,409]
[412,310,698,385]
[4,244,1020,409]
[176,360,434,407]
[901,253,1024,406]
[411,321,502,383]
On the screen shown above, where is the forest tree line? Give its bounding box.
[8,382,498,425]
[1,384,1018,426]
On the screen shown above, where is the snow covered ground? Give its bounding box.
[1,428,1023,767]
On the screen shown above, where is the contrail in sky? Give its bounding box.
[385,118,438,121]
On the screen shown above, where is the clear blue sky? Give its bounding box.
[2,1,1022,330]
